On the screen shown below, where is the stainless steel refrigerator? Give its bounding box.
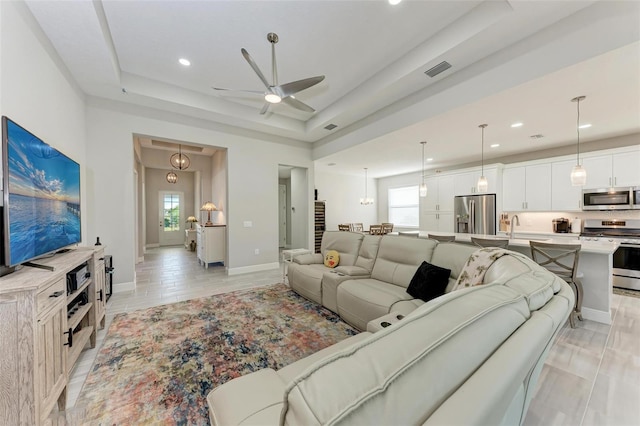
[454,194,496,235]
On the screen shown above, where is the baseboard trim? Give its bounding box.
[228,262,279,276]
[581,307,612,325]
[145,244,159,250]
[113,281,135,293]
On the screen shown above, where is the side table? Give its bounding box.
[281,248,312,283]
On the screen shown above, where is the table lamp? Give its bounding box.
[200,202,217,226]
[186,216,198,229]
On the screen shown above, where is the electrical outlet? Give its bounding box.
[244,221,252,228]
[254,249,260,255]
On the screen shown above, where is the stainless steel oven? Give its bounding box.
[613,243,640,290]
[582,187,632,210]
[581,219,640,290]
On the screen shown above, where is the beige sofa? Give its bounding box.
[207,237,574,425]
[291,233,478,330]
[287,231,366,304]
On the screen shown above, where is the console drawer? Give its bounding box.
[37,278,66,315]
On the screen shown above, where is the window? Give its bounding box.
[388,186,419,227]
[163,193,181,232]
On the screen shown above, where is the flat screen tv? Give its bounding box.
[2,116,81,267]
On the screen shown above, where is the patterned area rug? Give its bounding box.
[75,284,358,425]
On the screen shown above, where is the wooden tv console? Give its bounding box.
[0,246,107,425]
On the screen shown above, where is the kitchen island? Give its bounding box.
[409,231,618,324]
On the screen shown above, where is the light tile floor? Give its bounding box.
[67,246,640,425]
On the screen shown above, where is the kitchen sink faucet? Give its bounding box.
[510,215,520,239]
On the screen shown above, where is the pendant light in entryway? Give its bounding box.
[419,141,427,197]
[570,96,587,186]
[476,124,488,192]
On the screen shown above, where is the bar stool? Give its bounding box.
[471,237,509,249]
[369,224,383,235]
[529,241,583,328]
[428,234,455,242]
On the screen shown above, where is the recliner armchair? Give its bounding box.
[287,231,364,304]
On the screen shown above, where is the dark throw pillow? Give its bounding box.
[407,261,451,302]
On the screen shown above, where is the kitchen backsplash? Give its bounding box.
[502,210,640,233]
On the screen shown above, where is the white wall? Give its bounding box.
[0,0,87,248]
[85,100,314,284]
[211,149,227,226]
[314,171,378,231]
[290,167,308,249]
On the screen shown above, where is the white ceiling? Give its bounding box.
[24,0,640,178]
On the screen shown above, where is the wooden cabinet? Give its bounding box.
[196,225,226,268]
[0,248,105,425]
[503,164,551,211]
[582,150,640,188]
[92,249,107,332]
[37,287,67,424]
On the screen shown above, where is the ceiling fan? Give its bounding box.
[213,32,325,115]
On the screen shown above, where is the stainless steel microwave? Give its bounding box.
[633,187,640,209]
[582,187,632,210]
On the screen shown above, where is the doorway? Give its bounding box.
[159,191,185,246]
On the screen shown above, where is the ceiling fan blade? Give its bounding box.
[241,48,270,89]
[277,76,325,98]
[282,96,316,113]
[212,87,264,95]
[259,103,271,115]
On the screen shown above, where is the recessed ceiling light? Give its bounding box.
[426,158,433,162]
[510,122,523,128]
[490,144,500,148]
[389,0,402,5]
[579,123,592,129]
[178,58,191,66]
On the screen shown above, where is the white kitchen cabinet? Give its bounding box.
[551,160,582,211]
[421,211,454,232]
[196,225,226,268]
[503,164,551,211]
[453,168,499,196]
[582,150,640,188]
[422,174,455,212]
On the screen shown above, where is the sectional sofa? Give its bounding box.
[206,231,573,425]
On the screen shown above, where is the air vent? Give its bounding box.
[324,124,338,131]
[529,134,544,139]
[424,61,452,78]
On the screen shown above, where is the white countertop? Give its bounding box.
[410,231,618,255]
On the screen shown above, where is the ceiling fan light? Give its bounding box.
[476,175,488,192]
[265,93,282,104]
[570,165,587,186]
